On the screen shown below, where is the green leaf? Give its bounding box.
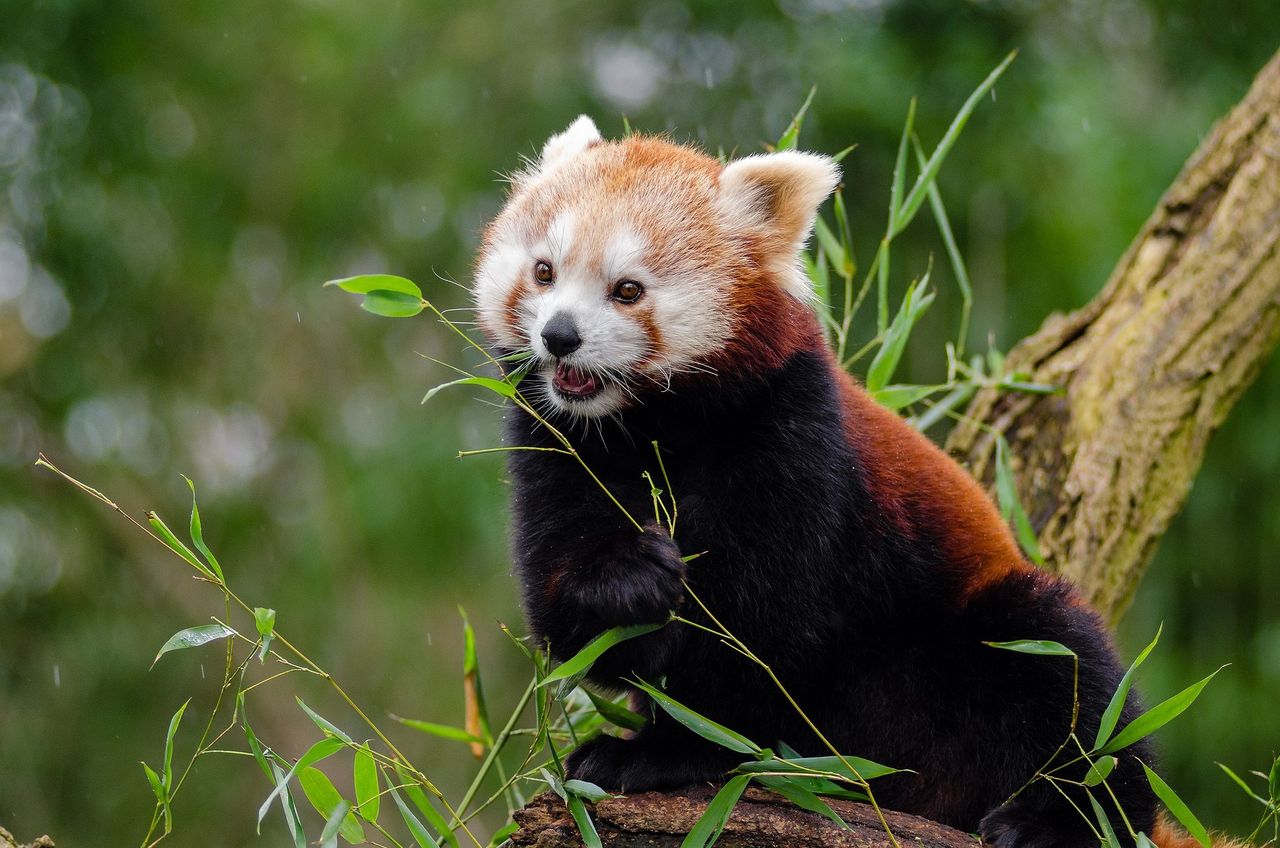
[362,289,426,318]
[182,476,223,581]
[681,774,750,848]
[387,783,439,848]
[1084,756,1117,786]
[142,761,169,831]
[1090,792,1121,848]
[985,639,1076,657]
[775,85,817,152]
[147,511,216,579]
[865,277,934,392]
[422,376,517,405]
[1100,666,1225,755]
[152,624,235,668]
[632,680,760,755]
[269,760,309,848]
[162,699,190,791]
[392,716,483,744]
[1269,755,1279,802]
[995,435,1045,566]
[354,744,380,823]
[297,697,354,743]
[1143,763,1210,848]
[1217,762,1268,804]
[1137,832,1158,848]
[832,191,856,279]
[871,383,950,411]
[910,134,972,356]
[325,274,423,297]
[396,766,458,848]
[567,794,604,848]
[586,689,647,731]
[540,623,665,686]
[257,737,346,830]
[1094,625,1162,751]
[753,775,848,829]
[319,799,351,848]
[565,779,615,803]
[887,97,917,235]
[893,51,1017,235]
[738,754,901,783]
[488,821,519,847]
[541,767,568,801]
[813,217,847,280]
[299,766,366,845]
[255,607,276,662]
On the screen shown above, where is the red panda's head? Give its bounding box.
[474,116,838,418]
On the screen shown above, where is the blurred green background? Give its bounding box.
[2,0,1278,845]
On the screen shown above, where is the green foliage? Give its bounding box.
[9,7,1276,843]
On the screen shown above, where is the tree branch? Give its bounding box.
[511,788,977,848]
[948,48,1280,623]
[510,45,1280,848]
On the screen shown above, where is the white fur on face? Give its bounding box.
[476,211,733,419]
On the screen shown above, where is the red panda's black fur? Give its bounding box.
[485,129,1184,848]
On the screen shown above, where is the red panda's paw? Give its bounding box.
[979,802,1094,848]
[566,733,735,795]
[578,523,685,627]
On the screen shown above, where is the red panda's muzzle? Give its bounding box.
[552,362,603,400]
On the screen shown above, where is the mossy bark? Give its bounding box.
[947,47,1280,624]
[512,46,1280,848]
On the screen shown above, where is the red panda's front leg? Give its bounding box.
[519,521,687,682]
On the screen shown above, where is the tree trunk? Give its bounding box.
[947,47,1280,624]
[514,47,1280,848]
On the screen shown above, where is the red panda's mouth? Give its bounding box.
[552,362,603,400]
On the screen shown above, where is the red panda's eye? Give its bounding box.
[612,280,643,304]
[534,261,554,285]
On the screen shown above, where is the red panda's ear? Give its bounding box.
[537,115,603,174]
[718,151,840,295]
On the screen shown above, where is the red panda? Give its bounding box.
[472,116,1221,848]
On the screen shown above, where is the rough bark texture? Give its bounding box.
[948,48,1280,623]
[511,789,977,848]
[0,826,53,848]
[512,48,1280,848]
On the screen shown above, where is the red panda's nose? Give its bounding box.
[541,312,582,358]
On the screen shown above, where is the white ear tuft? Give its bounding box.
[719,151,840,247]
[538,115,603,173]
[718,151,840,297]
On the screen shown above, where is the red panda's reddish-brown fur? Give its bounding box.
[473,118,1219,848]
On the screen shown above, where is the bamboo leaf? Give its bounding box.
[1143,763,1210,848]
[362,290,426,318]
[392,716,482,744]
[387,783,440,848]
[256,737,346,830]
[894,51,1017,235]
[775,85,817,151]
[162,699,190,790]
[632,680,760,755]
[1084,756,1117,786]
[325,274,423,297]
[540,623,665,686]
[995,435,1045,566]
[567,794,604,848]
[422,376,516,405]
[1094,625,1162,751]
[681,774,750,848]
[1090,792,1121,848]
[152,624,235,668]
[182,476,223,581]
[354,743,380,823]
[985,639,1076,657]
[586,689,648,731]
[871,383,950,411]
[298,766,366,845]
[147,511,215,578]
[865,277,934,392]
[297,697,354,744]
[1100,667,1225,754]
